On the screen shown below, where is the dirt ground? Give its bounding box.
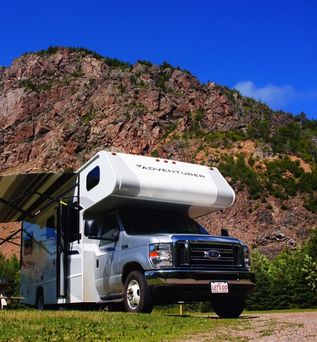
[183,311,317,342]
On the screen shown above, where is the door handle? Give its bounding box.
[96,259,99,268]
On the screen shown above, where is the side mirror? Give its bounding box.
[221,228,229,237]
[84,219,98,237]
[112,228,120,241]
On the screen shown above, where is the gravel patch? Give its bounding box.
[180,311,317,342]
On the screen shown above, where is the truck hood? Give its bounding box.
[155,234,245,246]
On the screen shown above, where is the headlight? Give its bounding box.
[243,246,250,271]
[149,243,173,268]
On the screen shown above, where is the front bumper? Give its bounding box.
[144,269,255,303]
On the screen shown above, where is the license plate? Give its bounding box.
[211,282,229,293]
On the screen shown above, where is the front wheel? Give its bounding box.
[212,296,245,318]
[123,271,153,313]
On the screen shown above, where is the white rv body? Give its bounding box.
[1,151,254,315]
[78,151,235,216]
[79,152,235,304]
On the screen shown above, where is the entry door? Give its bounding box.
[57,203,82,302]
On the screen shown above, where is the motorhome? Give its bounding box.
[0,151,255,317]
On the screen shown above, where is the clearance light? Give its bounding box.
[149,243,173,268]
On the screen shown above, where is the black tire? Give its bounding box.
[212,296,245,318]
[123,271,153,313]
[35,288,44,310]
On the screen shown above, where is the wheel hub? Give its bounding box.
[126,279,140,310]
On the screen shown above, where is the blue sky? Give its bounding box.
[1,0,316,118]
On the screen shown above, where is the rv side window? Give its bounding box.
[99,214,119,246]
[23,231,33,255]
[86,166,100,191]
[46,215,56,240]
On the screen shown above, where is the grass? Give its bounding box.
[1,308,315,341]
[0,310,246,341]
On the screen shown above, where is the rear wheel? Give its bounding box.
[212,296,245,318]
[123,271,153,313]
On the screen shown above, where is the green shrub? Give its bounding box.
[155,71,171,93]
[36,46,59,55]
[299,167,317,193]
[0,253,20,296]
[204,130,247,148]
[263,156,303,197]
[184,109,206,138]
[37,47,132,70]
[137,60,153,67]
[70,66,83,78]
[218,154,263,198]
[245,113,317,163]
[19,79,52,93]
[162,123,177,139]
[247,119,270,141]
[271,123,302,154]
[151,149,159,158]
[81,111,97,124]
[130,74,138,85]
[247,229,317,310]
[104,57,131,70]
[69,47,105,60]
[246,251,274,310]
[304,195,317,213]
[160,61,174,70]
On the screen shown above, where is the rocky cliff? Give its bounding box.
[1,47,316,257]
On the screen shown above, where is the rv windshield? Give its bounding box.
[120,209,209,235]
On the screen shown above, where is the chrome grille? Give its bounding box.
[176,240,243,270]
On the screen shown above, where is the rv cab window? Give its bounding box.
[120,209,209,235]
[86,166,100,191]
[99,214,119,246]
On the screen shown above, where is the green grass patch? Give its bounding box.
[0,310,246,341]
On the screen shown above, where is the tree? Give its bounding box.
[0,253,20,296]
[247,229,317,310]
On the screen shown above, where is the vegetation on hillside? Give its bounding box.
[247,228,317,310]
[247,116,317,163]
[217,154,317,211]
[34,46,132,70]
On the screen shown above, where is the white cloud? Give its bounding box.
[233,81,297,109]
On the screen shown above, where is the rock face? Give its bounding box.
[0,48,270,173]
[0,48,315,258]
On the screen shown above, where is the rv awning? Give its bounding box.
[0,173,76,223]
